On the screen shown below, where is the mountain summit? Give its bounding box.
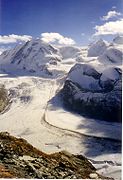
[0,39,61,74]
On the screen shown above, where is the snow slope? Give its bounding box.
[0,39,122,180]
[0,69,121,180]
[0,39,62,75]
[98,47,122,65]
[113,35,123,44]
[87,39,107,57]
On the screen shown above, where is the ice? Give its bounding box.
[0,38,122,180]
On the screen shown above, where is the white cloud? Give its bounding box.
[101,10,121,21]
[94,19,123,36]
[112,6,116,9]
[0,34,32,44]
[41,32,75,45]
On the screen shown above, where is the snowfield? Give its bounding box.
[0,39,122,180]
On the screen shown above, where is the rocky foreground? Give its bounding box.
[0,132,113,179]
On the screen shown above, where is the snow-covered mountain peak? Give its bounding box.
[0,38,62,75]
[91,39,106,45]
[113,35,123,44]
[67,63,101,91]
[87,39,107,57]
[98,47,122,65]
[23,38,59,55]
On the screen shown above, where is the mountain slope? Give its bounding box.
[87,39,107,57]
[0,38,122,180]
[61,63,122,122]
[0,85,9,113]
[0,132,110,179]
[113,35,123,44]
[0,39,61,75]
[98,47,122,65]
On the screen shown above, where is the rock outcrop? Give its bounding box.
[0,132,111,179]
[61,64,122,122]
[0,85,9,113]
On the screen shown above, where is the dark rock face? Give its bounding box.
[61,64,122,122]
[0,132,109,179]
[0,85,9,113]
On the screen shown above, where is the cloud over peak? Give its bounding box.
[0,33,76,46]
[0,34,32,44]
[41,32,75,45]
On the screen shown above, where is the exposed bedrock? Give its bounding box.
[61,64,122,122]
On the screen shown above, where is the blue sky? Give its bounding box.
[0,0,123,46]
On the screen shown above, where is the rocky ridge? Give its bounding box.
[0,132,113,179]
[0,39,62,75]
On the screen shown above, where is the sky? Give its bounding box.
[0,0,123,49]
